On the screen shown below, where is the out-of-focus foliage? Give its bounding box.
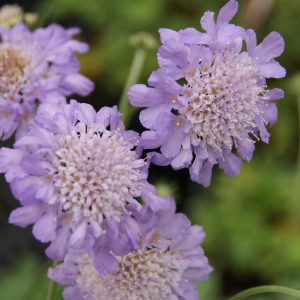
[0,0,300,299]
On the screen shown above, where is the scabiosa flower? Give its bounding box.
[49,197,212,300]
[0,23,94,140]
[128,0,285,187]
[0,100,152,260]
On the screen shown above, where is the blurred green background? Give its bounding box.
[0,0,299,299]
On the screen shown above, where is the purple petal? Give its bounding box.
[0,148,23,173]
[158,39,189,68]
[46,226,71,260]
[237,139,255,162]
[255,31,285,63]
[141,131,164,149]
[256,117,270,143]
[76,102,97,126]
[63,287,83,300]
[92,238,117,276]
[245,29,257,55]
[219,151,242,176]
[200,12,216,36]
[262,103,278,125]
[190,160,214,187]
[9,205,44,227]
[48,264,75,286]
[32,211,57,243]
[161,127,184,158]
[69,221,87,248]
[173,225,205,250]
[158,28,178,43]
[179,28,206,44]
[267,88,284,101]
[128,84,165,108]
[62,74,94,96]
[217,0,238,26]
[139,105,166,129]
[171,148,193,169]
[259,61,286,79]
[147,152,172,166]
[10,176,42,205]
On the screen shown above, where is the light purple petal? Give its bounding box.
[128,84,165,108]
[9,205,44,227]
[262,103,278,125]
[32,211,57,243]
[171,148,193,169]
[259,61,286,78]
[69,221,87,248]
[237,139,255,162]
[0,148,23,173]
[267,88,284,101]
[62,74,94,96]
[161,127,184,158]
[179,28,206,44]
[158,39,189,68]
[219,151,242,176]
[255,31,285,62]
[217,0,238,26]
[75,102,97,126]
[245,29,257,55]
[159,28,178,43]
[190,160,214,187]
[200,11,216,36]
[93,239,117,276]
[139,106,166,129]
[46,226,71,260]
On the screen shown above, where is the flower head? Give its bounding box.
[0,101,151,260]
[0,23,94,140]
[49,198,212,300]
[128,0,285,187]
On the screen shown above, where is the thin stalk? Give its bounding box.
[45,261,58,300]
[46,279,57,300]
[296,97,300,185]
[228,285,300,300]
[119,47,146,125]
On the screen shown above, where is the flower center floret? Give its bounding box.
[0,46,26,96]
[77,249,184,300]
[180,51,264,151]
[50,122,144,223]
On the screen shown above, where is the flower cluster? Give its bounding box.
[49,198,212,299]
[0,100,212,299]
[0,22,94,140]
[0,1,286,299]
[129,0,285,187]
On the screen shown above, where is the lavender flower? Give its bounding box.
[49,197,212,300]
[0,23,94,140]
[0,101,154,260]
[128,0,285,187]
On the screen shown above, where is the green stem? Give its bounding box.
[228,285,300,300]
[46,261,58,300]
[297,97,300,182]
[46,279,57,300]
[119,47,146,125]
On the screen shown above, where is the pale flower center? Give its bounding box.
[77,249,184,300]
[0,46,27,97]
[180,51,264,151]
[50,123,144,222]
